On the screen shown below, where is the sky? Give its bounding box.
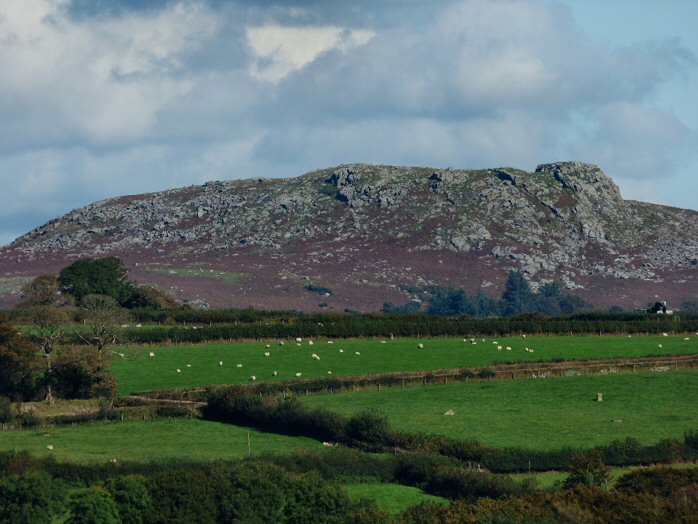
[0,0,697,246]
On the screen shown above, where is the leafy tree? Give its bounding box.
[102,475,152,524]
[52,345,116,399]
[426,287,467,316]
[502,271,537,316]
[346,409,392,448]
[66,486,120,524]
[0,472,66,524]
[59,257,133,304]
[18,275,71,308]
[563,450,610,489]
[0,322,43,401]
[120,286,179,310]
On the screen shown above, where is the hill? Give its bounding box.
[1,161,697,310]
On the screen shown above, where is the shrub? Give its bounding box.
[346,409,393,449]
[102,475,152,524]
[0,472,67,524]
[66,486,120,524]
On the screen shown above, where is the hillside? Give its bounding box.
[1,161,697,310]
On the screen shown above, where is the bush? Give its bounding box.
[66,486,120,524]
[0,396,14,424]
[0,471,66,524]
[102,475,152,524]
[346,409,393,449]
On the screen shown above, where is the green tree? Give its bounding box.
[0,322,43,401]
[0,472,66,524]
[59,257,133,304]
[102,475,151,524]
[502,271,537,316]
[66,486,120,524]
[563,450,610,489]
[52,345,116,399]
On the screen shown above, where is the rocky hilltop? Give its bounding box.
[1,162,697,310]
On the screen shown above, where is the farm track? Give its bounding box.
[138,353,698,401]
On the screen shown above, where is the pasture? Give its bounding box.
[0,419,319,463]
[301,371,698,450]
[342,483,448,515]
[111,334,698,394]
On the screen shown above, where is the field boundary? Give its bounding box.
[135,354,698,401]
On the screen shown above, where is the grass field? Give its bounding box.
[301,371,698,450]
[0,419,319,463]
[111,334,698,394]
[342,482,448,514]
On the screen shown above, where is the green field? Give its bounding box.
[0,419,318,463]
[111,334,698,394]
[301,371,698,450]
[343,482,448,515]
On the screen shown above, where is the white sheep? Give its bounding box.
[355,351,361,355]
[308,340,314,346]
[186,364,191,367]
[418,343,424,349]
[250,376,256,381]
[327,371,332,374]
[279,341,285,346]
[265,344,270,349]
[658,344,663,349]
[297,343,302,347]
[219,361,223,366]
[506,346,511,351]
[327,340,334,344]
[295,372,302,377]
[236,363,243,368]
[149,352,155,357]
[662,332,669,337]
[176,369,181,373]
[381,340,386,344]
[296,337,302,342]
[497,346,502,351]
[684,337,690,341]
[339,349,344,353]
[272,370,278,376]
[264,352,270,357]
[47,444,54,451]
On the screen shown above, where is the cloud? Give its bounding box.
[0,0,697,246]
[246,24,374,82]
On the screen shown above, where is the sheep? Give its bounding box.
[355,351,361,355]
[327,340,334,344]
[497,345,502,351]
[236,363,243,368]
[186,364,192,367]
[272,370,278,376]
[265,344,270,349]
[297,343,302,347]
[418,343,424,350]
[308,340,314,346]
[311,353,320,360]
[219,361,223,366]
[327,371,332,374]
[684,337,690,341]
[506,346,511,351]
[149,352,155,357]
[279,341,285,346]
[662,332,669,337]
[47,445,54,451]
[296,337,302,342]
[380,340,386,344]
[522,334,526,338]
[176,369,181,373]
[339,349,344,353]
[658,344,663,349]
[492,341,498,345]
[250,376,256,381]
[264,352,270,357]
[295,372,302,377]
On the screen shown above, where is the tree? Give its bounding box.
[563,450,610,489]
[18,275,72,308]
[120,285,179,310]
[0,472,66,524]
[52,345,116,399]
[0,322,43,402]
[502,271,537,316]
[26,307,71,403]
[102,475,152,524]
[78,295,128,352]
[59,257,133,304]
[66,486,120,524]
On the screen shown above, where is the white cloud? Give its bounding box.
[246,24,374,82]
[0,0,220,146]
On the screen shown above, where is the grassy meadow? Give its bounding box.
[111,334,698,394]
[301,371,698,450]
[0,419,319,463]
[342,482,448,515]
